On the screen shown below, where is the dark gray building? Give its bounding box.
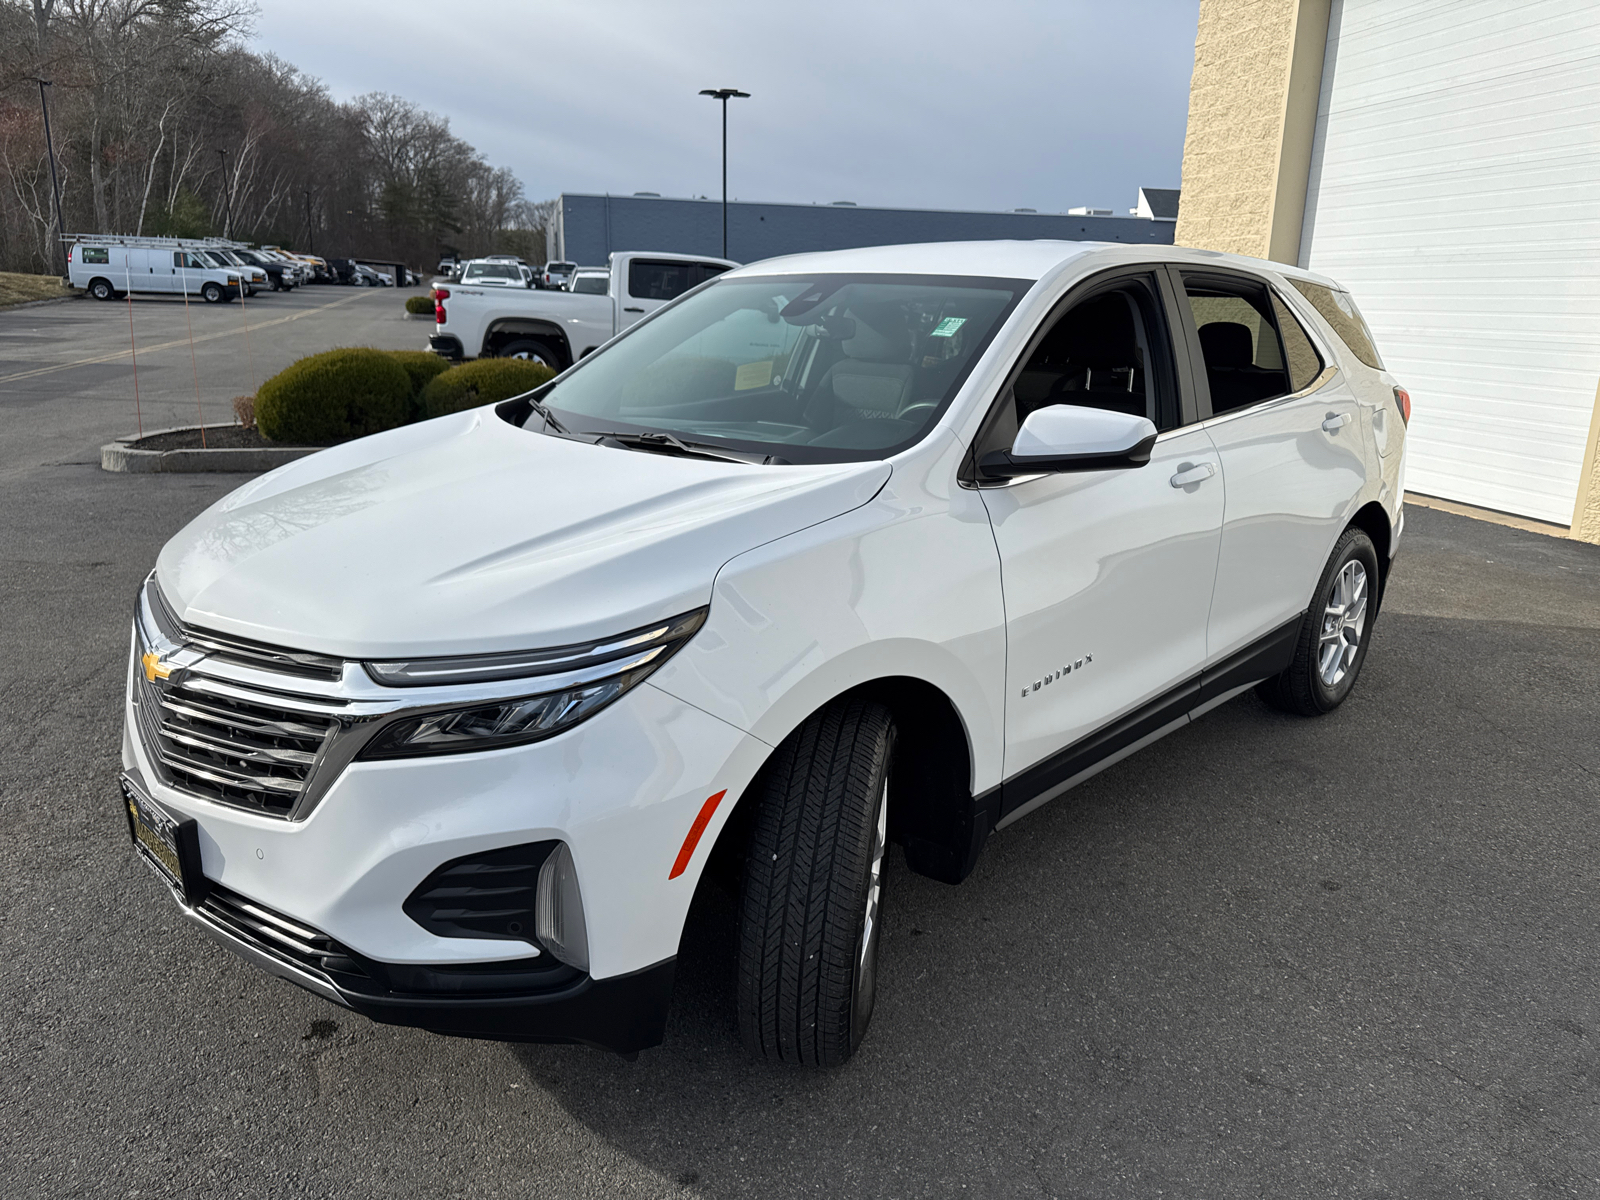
[548,190,1178,267]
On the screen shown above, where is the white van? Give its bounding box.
[68,242,243,303]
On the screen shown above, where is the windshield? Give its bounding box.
[464,263,522,282]
[526,273,1026,464]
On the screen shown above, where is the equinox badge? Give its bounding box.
[1022,654,1092,698]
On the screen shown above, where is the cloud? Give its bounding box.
[253,0,1198,213]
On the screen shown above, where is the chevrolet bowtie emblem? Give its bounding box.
[142,651,172,683]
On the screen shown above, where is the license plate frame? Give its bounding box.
[122,775,208,907]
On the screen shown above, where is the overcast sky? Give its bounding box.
[253,0,1199,215]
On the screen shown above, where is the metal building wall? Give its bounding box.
[551,194,1175,268]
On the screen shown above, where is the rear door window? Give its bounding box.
[1289,279,1384,370]
[1180,275,1294,416]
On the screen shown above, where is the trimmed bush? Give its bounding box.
[404,294,434,315]
[256,348,413,444]
[420,358,556,419]
[387,349,451,400]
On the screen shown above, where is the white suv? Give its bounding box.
[121,241,1407,1065]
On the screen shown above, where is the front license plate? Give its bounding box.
[122,776,207,906]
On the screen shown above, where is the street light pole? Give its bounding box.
[216,148,232,238]
[32,78,67,275]
[698,87,749,259]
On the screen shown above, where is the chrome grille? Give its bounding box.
[199,884,368,980]
[134,660,339,818]
[146,580,342,681]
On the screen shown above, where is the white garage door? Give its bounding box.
[1300,0,1600,525]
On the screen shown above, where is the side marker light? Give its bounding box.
[669,790,728,880]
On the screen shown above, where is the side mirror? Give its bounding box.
[978,404,1158,479]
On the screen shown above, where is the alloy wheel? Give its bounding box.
[1318,559,1368,686]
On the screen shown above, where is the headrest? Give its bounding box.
[1055,293,1139,366]
[1199,322,1255,369]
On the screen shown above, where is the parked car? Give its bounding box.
[67,239,242,302]
[119,240,1407,1064]
[543,260,576,290]
[456,260,529,289]
[437,255,459,277]
[232,248,296,291]
[349,263,383,287]
[259,247,314,287]
[432,250,735,369]
[196,248,267,296]
[566,267,608,294]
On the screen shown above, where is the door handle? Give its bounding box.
[1322,412,1351,432]
[622,306,644,313]
[1169,462,1216,488]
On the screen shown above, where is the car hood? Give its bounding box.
[156,408,890,658]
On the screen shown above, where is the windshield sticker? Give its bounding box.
[929,316,967,338]
[735,360,774,391]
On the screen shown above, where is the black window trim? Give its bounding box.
[1165,264,1337,424]
[960,264,1199,487]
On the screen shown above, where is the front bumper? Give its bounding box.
[155,847,675,1052]
[121,613,766,1049]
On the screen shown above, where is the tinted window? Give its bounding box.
[1271,292,1323,392]
[81,247,109,264]
[533,273,1026,464]
[463,263,522,281]
[571,274,608,294]
[1289,279,1385,370]
[980,275,1178,459]
[1182,277,1292,415]
[628,259,697,301]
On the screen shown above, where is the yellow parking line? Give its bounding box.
[0,290,375,385]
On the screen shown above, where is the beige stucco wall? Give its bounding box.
[1572,379,1600,543]
[1175,0,1330,263]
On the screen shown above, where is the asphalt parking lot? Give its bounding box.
[3,293,1600,1198]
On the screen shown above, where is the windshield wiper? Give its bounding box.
[525,395,568,434]
[591,430,778,465]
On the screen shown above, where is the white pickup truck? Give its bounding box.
[428,250,737,371]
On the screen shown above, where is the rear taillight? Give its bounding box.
[1393,385,1411,425]
[434,286,449,324]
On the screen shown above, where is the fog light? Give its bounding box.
[536,842,589,972]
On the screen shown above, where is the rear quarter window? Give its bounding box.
[1289,279,1385,371]
[81,247,109,264]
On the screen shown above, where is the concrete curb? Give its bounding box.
[101,425,321,474]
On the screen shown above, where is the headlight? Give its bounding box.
[357,608,706,759]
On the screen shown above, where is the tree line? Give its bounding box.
[0,0,550,275]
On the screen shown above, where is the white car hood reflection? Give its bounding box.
[157,408,890,658]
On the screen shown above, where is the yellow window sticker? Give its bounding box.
[930,316,967,338]
[735,360,774,391]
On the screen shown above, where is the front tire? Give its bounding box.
[201,282,224,304]
[737,696,894,1067]
[1259,526,1381,715]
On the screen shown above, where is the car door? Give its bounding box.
[976,268,1224,823]
[1170,267,1368,667]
